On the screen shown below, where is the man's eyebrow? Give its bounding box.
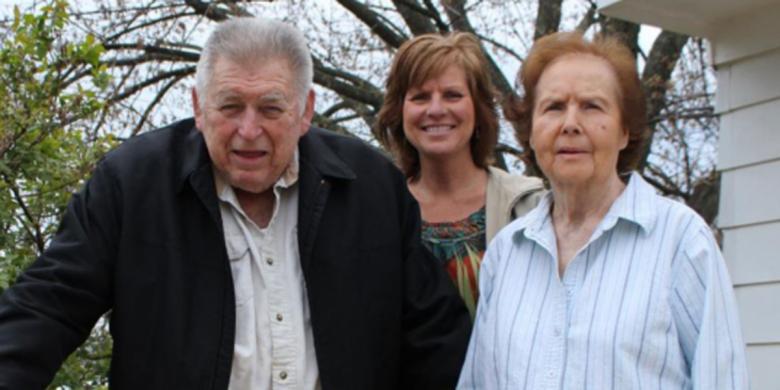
[213,91,240,102]
[258,91,288,104]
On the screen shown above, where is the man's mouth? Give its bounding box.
[233,150,268,159]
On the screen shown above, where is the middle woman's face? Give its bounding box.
[530,54,628,189]
[402,65,476,163]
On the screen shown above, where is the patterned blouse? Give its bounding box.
[422,207,486,319]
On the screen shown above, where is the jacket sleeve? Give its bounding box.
[399,188,472,390]
[0,161,119,388]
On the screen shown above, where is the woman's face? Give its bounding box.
[402,65,476,164]
[530,54,628,189]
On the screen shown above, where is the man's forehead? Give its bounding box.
[213,89,289,102]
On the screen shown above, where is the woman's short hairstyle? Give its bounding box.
[375,32,499,179]
[505,31,649,178]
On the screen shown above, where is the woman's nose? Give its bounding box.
[561,106,582,135]
[426,95,446,117]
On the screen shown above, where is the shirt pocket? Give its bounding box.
[225,236,254,307]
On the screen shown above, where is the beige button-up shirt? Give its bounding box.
[216,152,320,390]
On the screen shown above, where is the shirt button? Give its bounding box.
[279,371,288,380]
[276,313,283,322]
[554,328,562,337]
[266,257,274,265]
[547,370,555,378]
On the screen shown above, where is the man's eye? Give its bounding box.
[262,106,285,117]
[219,104,241,112]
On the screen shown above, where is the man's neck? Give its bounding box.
[235,188,276,228]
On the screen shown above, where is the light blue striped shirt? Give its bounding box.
[458,173,748,389]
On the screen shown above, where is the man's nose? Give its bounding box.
[237,109,264,139]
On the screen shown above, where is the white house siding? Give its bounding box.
[597,0,780,388]
[716,45,780,389]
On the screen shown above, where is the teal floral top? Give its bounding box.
[421,207,486,320]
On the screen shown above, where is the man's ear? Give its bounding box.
[299,89,316,136]
[192,88,203,130]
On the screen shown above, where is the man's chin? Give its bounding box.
[230,180,274,195]
[223,172,275,194]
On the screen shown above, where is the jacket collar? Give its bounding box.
[177,118,212,192]
[176,122,358,230]
[298,127,357,182]
[176,122,357,189]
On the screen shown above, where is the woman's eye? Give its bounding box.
[544,102,563,112]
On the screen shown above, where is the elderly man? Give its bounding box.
[0,17,470,389]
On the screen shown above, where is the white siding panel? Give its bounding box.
[715,48,780,113]
[718,99,780,170]
[718,160,780,228]
[711,4,780,65]
[746,343,780,390]
[735,283,780,344]
[723,222,780,286]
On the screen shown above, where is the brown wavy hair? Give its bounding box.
[505,31,649,179]
[375,32,499,179]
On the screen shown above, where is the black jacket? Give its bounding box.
[0,119,471,389]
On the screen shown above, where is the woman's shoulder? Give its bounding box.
[487,166,544,194]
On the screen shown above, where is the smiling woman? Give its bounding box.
[375,33,544,318]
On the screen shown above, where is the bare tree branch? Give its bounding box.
[533,0,562,40]
[313,57,384,110]
[575,2,598,32]
[130,73,188,136]
[639,30,689,168]
[4,175,45,253]
[103,12,199,42]
[102,43,200,62]
[392,0,439,35]
[336,0,408,48]
[439,0,512,94]
[599,15,640,56]
[183,0,248,21]
[108,66,196,105]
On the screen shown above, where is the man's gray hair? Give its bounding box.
[195,17,313,107]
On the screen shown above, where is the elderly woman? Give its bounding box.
[376,33,544,318]
[458,32,748,389]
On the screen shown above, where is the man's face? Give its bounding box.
[193,57,314,194]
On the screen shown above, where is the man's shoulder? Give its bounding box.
[107,118,197,157]
[301,127,396,172]
[96,118,204,189]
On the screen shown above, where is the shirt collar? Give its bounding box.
[511,171,657,243]
[601,172,656,235]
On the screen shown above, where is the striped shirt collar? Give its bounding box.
[513,172,657,243]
